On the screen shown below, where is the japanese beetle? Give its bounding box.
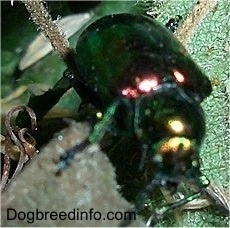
[57,13,212,225]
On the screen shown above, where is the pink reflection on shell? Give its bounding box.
[121,74,159,99]
[137,76,159,93]
[121,87,138,98]
[173,69,185,83]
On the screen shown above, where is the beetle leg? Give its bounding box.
[55,139,90,175]
[63,69,103,108]
[56,101,119,174]
[120,177,162,227]
[121,175,210,226]
[146,175,210,226]
[146,189,206,226]
[88,101,119,143]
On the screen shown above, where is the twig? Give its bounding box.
[176,0,218,47]
[1,106,37,191]
[0,144,11,191]
[20,0,73,62]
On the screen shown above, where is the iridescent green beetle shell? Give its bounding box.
[75,13,212,106]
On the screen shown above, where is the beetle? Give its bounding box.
[55,13,212,225]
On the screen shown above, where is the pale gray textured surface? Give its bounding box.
[1,121,144,227]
